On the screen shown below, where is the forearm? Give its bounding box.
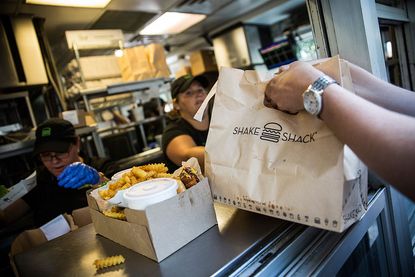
[348,62,415,116]
[166,135,206,171]
[321,85,415,200]
[184,146,205,172]
[168,146,205,172]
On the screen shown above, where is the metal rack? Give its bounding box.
[0,126,105,159]
[65,29,125,90]
[64,30,173,155]
[0,91,37,160]
[76,78,169,112]
[0,91,37,128]
[71,78,171,152]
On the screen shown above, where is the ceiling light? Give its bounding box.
[140,12,206,35]
[26,0,111,8]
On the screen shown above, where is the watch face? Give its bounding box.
[303,90,321,115]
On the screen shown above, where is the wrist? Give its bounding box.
[319,83,340,119]
[302,69,325,91]
[303,75,338,117]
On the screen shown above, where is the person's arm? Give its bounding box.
[347,62,415,116]
[264,61,415,201]
[321,84,415,200]
[165,135,205,171]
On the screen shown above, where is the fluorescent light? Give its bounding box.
[26,0,111,8]
[140,12,206,35]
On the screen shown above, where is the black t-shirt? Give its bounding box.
[162,118,208,172]
[22,156,108,227]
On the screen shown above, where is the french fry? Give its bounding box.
[93,255,125,270]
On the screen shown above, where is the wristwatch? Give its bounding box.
[303,75,338,117]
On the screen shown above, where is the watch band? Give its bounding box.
[312,75,338,92]
[315,75,337,118]
[303,75,337,118]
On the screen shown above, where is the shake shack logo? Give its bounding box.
[260,122,282,143]
[232,122,317,144]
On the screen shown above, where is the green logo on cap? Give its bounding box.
[41,127,51,137]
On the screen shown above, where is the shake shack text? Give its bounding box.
[232,122,317,144]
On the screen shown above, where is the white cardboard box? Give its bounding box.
[87,178,217,262]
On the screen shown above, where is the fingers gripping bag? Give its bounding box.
[195,56,367,232]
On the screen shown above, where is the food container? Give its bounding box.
[111,168,132,180]
[87,177,217,262]
[98,181,128,207]
[123,178,178,210]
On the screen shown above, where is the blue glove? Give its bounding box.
[57,162,100,189]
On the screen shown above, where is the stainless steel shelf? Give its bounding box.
[0,140,35,159]
[0,126,105,159]
[78,78,170,99]
[72,79,171,152]
[107,78,170,95]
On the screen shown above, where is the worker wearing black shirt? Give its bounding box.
[1,118,106,227]
[162,75,210,172]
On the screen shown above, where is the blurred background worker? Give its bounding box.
[162,74,210,172]
[0,118,107,228]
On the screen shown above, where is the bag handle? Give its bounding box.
[194,81,217,122]
[194,56,347,122]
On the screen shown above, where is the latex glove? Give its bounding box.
[57,162,100,189]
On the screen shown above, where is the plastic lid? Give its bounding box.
[125,178,177,199]
[123,178,178,210]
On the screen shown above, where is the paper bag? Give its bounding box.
[117,46,155,81]
[201,56,367,232]
[117,51,135,82]
[146,43,171,78]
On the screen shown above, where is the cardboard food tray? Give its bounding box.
[87,178,217,262]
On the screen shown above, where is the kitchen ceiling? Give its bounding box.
[0,0,305,69]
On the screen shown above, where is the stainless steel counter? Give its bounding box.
[13,190,400,277]
[13,203,288,276]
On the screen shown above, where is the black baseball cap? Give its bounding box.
[171,74,209,99]
[33,118,77,155]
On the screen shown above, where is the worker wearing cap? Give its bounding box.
[1,118,107,227]
[162,74,211,172]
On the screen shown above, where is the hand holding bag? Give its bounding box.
[198,56,367,232]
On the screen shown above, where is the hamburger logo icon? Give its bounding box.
[260,122,282,143]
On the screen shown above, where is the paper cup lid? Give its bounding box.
[124,178,178,201]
